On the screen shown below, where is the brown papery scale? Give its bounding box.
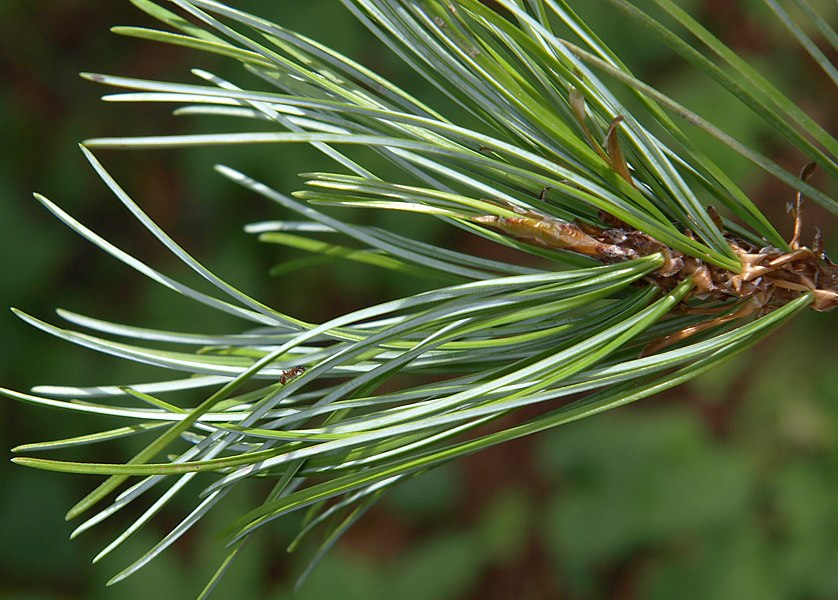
[473,179,837,353]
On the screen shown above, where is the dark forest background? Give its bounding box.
[1,1,836,599]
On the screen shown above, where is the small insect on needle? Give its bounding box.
[279,366,306,385]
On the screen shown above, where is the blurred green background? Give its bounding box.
[1,1,836,599]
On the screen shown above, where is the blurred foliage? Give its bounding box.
[1,1,835,598]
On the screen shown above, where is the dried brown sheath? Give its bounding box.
[472,204,837,354]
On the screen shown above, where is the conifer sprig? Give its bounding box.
[7,1,835,596]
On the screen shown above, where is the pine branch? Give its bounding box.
[6,0,835,596]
